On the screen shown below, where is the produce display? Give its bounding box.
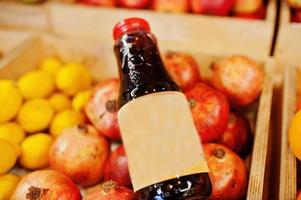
[18,0,268,19]
[80,0,267,19]
[0,52,263,199]
[288,0,301,22]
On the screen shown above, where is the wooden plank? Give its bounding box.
[46,0,275,61]
[0,34,274,199]
[275,0,301,66]
[279,65,298,200]
[0,0,276,60]
[0,28,34,60]
[246,58,274,200]
[0,2,49,30]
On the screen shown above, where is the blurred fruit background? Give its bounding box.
[14,0,268,20]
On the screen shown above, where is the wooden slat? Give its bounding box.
[275,0,301,66]
[279,65,297,200]
[246,58,274,200]
[0,2,49,30]
[0,28,34,60]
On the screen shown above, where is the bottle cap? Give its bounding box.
[113,18,150,41]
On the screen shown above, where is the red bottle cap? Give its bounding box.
[113,18,151,41]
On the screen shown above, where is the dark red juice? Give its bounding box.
[114,18,212,200]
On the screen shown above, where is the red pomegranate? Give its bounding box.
[11,170,81,200]
[49,125,109,187]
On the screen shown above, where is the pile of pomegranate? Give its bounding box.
[12,53,264,199]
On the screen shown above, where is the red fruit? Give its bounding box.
[85,78,121,140]
[288,0,301,9]
[185,83,229,143]
[217,112,252,155]
[83,180,135,200]
[298,190,301,200]
[190,0,235,16]
[104,145,131,187]
[203,143,248,200]
[234,4,266,20]
[78,0,116,6]
[211,55,264,107]
[292,9,301,23]
[163,51,202,91]
[49,125,109,187]
[117,0,150,9]
[152,0,190,13]
[11,170,81,200]
[297,98,301,111]
[234,0,263,13]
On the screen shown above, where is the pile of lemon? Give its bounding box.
[0,57,94,198]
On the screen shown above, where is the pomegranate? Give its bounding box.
[204,143,248,200]
[83,180,134,200]
[163,51,201,91]
[185,83,230,143]
[190,0,235,16]
[49,124,109,187]
[85,78,121,140]
[297,189,301,200]
[211,55,264,107]
[152,0,190,13]
[104,145,131,187]
[11,170,81,200]
[217,112,252,155]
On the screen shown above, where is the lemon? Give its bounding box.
[18,98,54,133]
[0,80,23,123]
[55,63,92,96]
[0,173,20,199]
[39,57,62,76]
[289,110,301,161]
[18,69,55,99]
[49,93,71,112]
[50,109,84,137]
[0,140,19,175]
[20,133,52,170]
[0,122,25,144]
[72,89,92,111]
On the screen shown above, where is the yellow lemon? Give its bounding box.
[55,63,92,96]
[72,89,92,111]
[49,93,71,112]
[0,140,19,175]
[18,69,55,99]
[289,110,301,161]
[0,122,25,144]
[0,173,20,199]
[20,133,52,170]
[17,98,54,133]
[50,109,84,137]
[0,80,23,123]
[39,57,62,76]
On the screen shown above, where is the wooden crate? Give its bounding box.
[0,0,276,61]
[0,34,274,199]
[275,0,301,66]
[47,1,276,61]
[0,2,48,31]
[0,28,34,60]
[279,65,299,200]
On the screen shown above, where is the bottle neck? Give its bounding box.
[115,31,179,108]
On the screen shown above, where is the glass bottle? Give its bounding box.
[114,18,212,200]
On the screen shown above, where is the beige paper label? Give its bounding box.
[118,91,209,192]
